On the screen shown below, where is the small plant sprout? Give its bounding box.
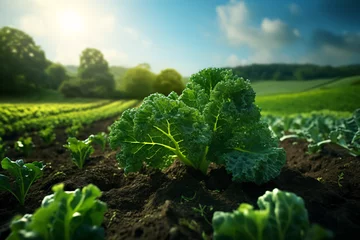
[180,192,197,204]
[63,136,94,169]
[192,204,214,226]
[0,157,45,205]
[14,136,34,157]
[338,172,344,187]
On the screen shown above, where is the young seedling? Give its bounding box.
[14,137,34,157]
[192,204,213,226]
[8,183,107,240]
[0,157,44,205]
[63,137,94,169]
[89,132,107,151]
[65,123,83,137]
[338,172,344,187]
[39,126,56,145]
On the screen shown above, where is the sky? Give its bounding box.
[0,0,359,76]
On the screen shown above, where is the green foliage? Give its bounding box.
[123,66,156,98]
[7,183,107,240]
[0,27,47,94]
[89,132,107,151]
[14,137,34,157]
[153,68,185,95]
[109,68,285,184]
[63,137,94,169]
[39,127,56,145]
[75,48,115,98]
[0,157,44,205]
[45,63,68,90]
[212,188,333,240]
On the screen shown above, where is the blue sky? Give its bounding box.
[0,0,359,76]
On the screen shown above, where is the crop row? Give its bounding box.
[0,100,140,137]
[0,100,112,125]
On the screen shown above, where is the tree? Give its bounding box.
[45,63,68,90]
[76,48,115,97]
[0,26,47,94]
[123,66,156,98]
[153,68,185,95]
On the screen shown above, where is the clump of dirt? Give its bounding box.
[0,120,360,240]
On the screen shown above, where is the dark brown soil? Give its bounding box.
[1,120,360,240]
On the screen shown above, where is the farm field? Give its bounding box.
[0,70,359,240]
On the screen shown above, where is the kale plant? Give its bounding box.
[212,188,333,240]
[0,157,44,205]
[7,183,107,240]
[39,126,56,145]
[63,137,94,169]
[89,132,107,151]
[14,136,34,157]
[109,68,286,184]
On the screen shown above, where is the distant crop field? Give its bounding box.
[256,85,360,115]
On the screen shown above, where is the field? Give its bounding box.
[0,75,359,240]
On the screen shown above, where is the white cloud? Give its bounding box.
[217,0,300,64]
[226,54,247,67]
[288,3,301,15]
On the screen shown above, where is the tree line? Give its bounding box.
[230,63,360,81]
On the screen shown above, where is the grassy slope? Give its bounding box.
[256,85,360,115]
[251,78,336,96]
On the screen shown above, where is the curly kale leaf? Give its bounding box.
[109,93,211,173]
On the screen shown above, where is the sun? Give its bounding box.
[57,10,85,34]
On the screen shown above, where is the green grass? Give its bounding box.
[256,85,360,116]
[251,78,336,96]
[321,75,360,88]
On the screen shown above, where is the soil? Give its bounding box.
[1,118,360,240]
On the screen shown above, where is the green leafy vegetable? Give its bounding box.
[212,188,333,240]
[14,137,34,157]
[0,157,44,205]
[65,123,83,137]
[7,183,107,240]
[89,132,107,151]
[63,137,94,169]
[110,68,285,184]
[39,127,56,145]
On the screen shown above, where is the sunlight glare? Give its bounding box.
[57,10,85,34]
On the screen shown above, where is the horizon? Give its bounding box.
[1,0,359,76]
